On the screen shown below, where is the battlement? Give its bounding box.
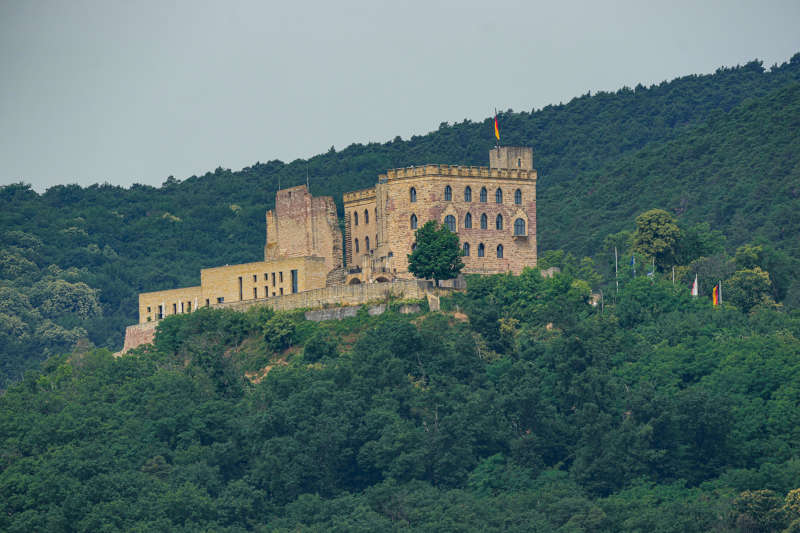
[343,187,376,204]
[379,164,536,182]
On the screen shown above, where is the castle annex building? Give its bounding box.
[136,146,537,324]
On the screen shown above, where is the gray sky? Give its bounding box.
[2,0,799,191]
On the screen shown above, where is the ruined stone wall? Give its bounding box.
[265,185,343,274]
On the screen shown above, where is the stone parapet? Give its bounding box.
[380,164,536,182]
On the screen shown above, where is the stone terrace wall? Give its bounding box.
[218,279,431,313]
[121,279,438,355]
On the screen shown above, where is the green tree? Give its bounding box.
[725,267,775,312]
[632,209,681,270]
[407,220,464,285]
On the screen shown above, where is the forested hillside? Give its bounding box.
[1,54,799,385]
[2,267,799,531]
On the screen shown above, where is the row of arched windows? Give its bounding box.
[462,242,503,258]
[410,186,522,205]
[353,208,376,226]
[410,213,525,234]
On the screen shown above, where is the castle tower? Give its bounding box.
[265,185,343,275]
[489,146,533,170]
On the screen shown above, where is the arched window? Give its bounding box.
[514,218,526,236]
[478,243,485,257]
[517,158,522,168]
[444,215,456,232]
[444,185,452,201]
[410,214,418,229]
[365,236,370,250]
[463,242,470,256]
[410,187,417,203]
[355,238,359,253]
[480,213,488,229]
[354,211,359,226]
[480,187,487,203]
[496,214,503,230]
[497,244,504,258]
[495,188,503,204]
[364,209,369,224]
[464,186,472,202]
[464,212,472,229]
[515,189,522,205]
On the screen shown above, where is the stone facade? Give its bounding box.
[137,185,340,324]
[133,147,538,325]
[343,146,537,282]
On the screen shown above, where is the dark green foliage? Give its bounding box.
[407,220,464,284]
[2,254,800,530]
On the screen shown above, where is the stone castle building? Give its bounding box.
[343,146,537,284]
[136,146,537,324]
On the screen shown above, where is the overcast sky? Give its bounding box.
[2,0,799,191]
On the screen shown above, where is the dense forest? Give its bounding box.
[1,53,800,531]
[1,54,799,384]
[1,257,799,530]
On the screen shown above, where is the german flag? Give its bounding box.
[494,113,500,141]
[712,284,719,306]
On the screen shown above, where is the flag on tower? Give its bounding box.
[494,113,500,141]
[691,274,698,297]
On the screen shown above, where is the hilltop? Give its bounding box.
[1,54,799,384]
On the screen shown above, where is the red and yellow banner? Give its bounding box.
[494,115,500,140]
[712,285,719,306]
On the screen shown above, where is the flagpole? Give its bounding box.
[719,280,722,304]
[614,246,619,298]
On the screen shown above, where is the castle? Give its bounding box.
[136,146,537,324]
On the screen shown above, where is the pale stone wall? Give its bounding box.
[489,146,534,170]
[137,257,328,324]
[138,286,203,324]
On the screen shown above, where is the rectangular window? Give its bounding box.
[265,286,269,297]
[291,269,298,294]
[272,291,276,297]
[238,276,243,301]
[279,272,283,283]
[253,274,257,283]
[147,306,151,313]
[264,273,268,281]
[280,288,284,295]
[205,299,210,307]
[157,305,163,319]
[253,287,258,298]
[272,273,276,286]
[172,303,177,314]
[217,297,224,303]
